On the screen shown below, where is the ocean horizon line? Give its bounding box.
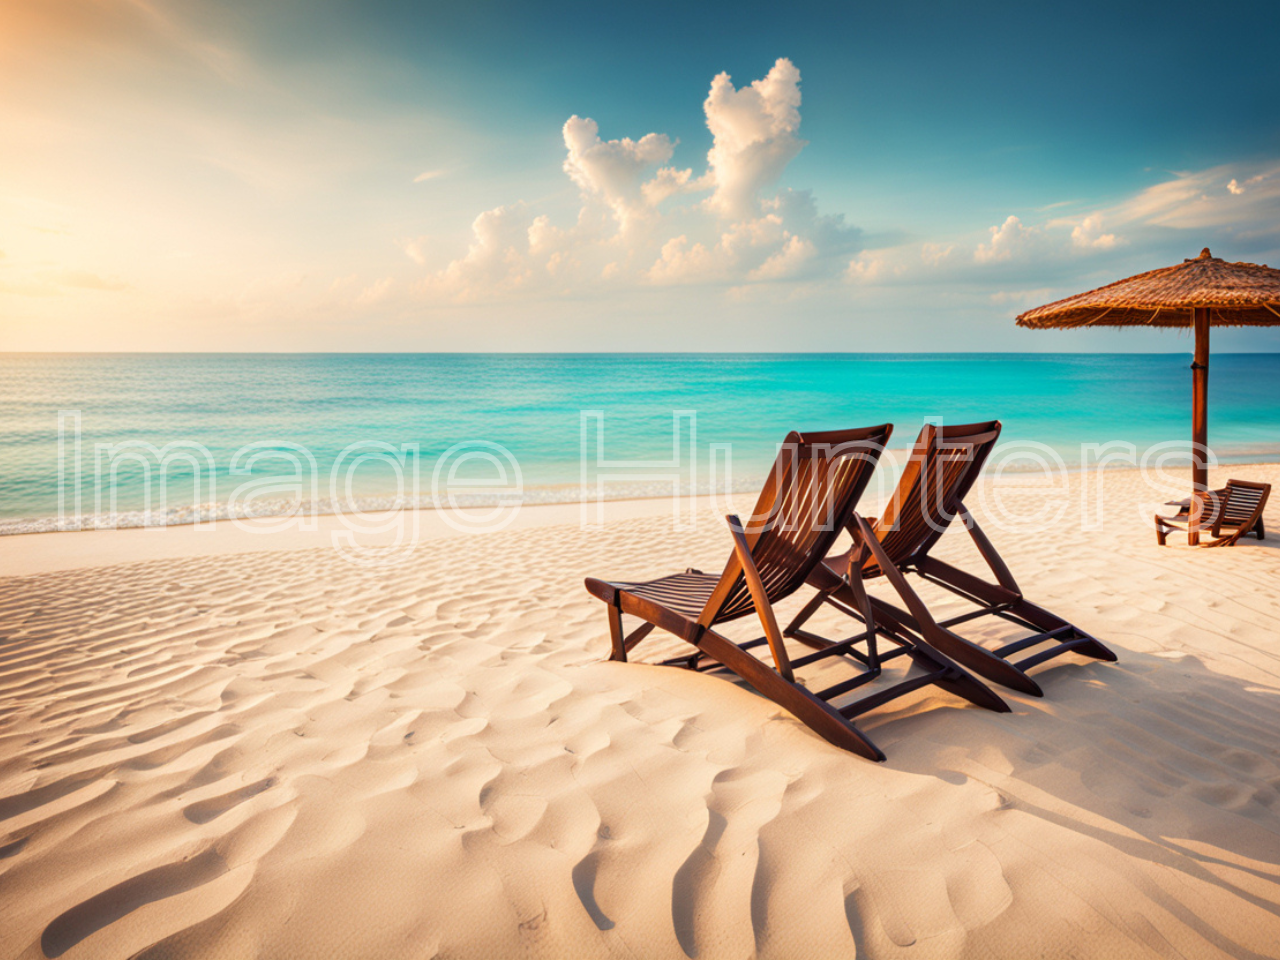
[3,349,1276,358]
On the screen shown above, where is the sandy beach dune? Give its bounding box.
[3,464,1280,959]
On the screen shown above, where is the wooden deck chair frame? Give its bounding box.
[1155,479,1270,548]
[585,424,1008,761]
[787,421,1116,698]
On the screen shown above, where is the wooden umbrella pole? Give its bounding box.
[1189,306,1210,545]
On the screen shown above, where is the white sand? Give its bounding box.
[2,464,1279,959]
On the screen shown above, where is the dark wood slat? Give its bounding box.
[838,670,948,718]
[937,605,1005,630]
[993,625,1074,658]
[815,670,881,701]
[790,631,875,668]
[1015,637,1094,671]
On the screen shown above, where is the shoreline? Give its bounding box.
[0,494,741,578]
[3,460,1277,579]
[5,454,1279,540]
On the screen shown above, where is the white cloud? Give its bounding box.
[646,235,718,285]
[641,166,700,207]
[562,116,679,230]
[748,233,815,280]
[418,65,1280,312]
[845,251,904,284]
[1070,213,1118,249]
[401,237,430,265]
[413,170,446,183]
[423,59,859,302]
[423,204,538,301]
[643,213,830,286]
[921,242,955,266]
[859,161,1280,293]
[702,58,806,220]
[974,215,1039,263]
[1097,164,1280,234]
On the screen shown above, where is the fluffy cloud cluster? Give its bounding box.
[421,59,860,301]
[702,58,806,220]
[418,60,1280,310]
[841,160,1280,302]
[968,209,1119,264]
[1069,214,1118,250]
[561,117,680,231]
[646,211,818,284]
[974,215,1040,263]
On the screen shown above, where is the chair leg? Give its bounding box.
[912,649,1010,714]
[1004,598,1116,663]
[692,625,887,761]
[1256,518,1266,540]
[606,604,627,662]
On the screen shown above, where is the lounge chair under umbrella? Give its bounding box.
[1017,249,1280,544]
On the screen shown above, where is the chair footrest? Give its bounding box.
[938,604,1009,629]
[994,625,1074,658]
[790,630,875,668]
[815,669,881,701]
[1014,637,1093,671]
[838,669,949,719]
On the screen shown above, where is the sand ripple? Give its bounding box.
[1,465,1279,957]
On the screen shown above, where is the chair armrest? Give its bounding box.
[724,514,793,681]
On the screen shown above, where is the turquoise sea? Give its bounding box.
[1,353,1278,532]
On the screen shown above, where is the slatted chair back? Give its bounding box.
[1191,488,1230,529]
[1213,481,1264,542]
[861,421,1002,576]
[699,424,892,627]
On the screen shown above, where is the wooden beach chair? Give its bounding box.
[1155,479,1270,547]
[585,425,1009,761]
[787,421,1117,698]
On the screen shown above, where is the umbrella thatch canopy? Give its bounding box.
[1018,248,1280,328]
[1017,248,1280,544]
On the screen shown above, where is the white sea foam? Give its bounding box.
[0,478,770,536]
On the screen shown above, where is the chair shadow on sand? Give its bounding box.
[883,646,1280,956]
[625,571,1280,957]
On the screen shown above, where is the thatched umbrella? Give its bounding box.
[1017,248,1280,544]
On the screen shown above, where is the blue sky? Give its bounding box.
[2,0,1278,351]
